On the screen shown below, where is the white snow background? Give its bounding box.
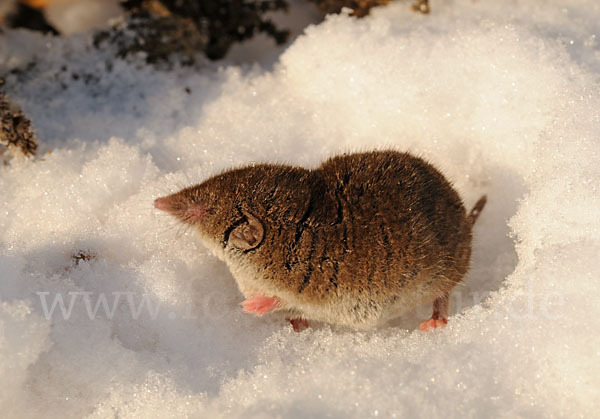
[1,0,599,417]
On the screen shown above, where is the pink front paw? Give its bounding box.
[242,295,281,316]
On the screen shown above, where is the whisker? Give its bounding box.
[175,221,188,240]
[182,171,192,185]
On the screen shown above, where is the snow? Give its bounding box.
[44,0,124,34]
[1,0,599,417]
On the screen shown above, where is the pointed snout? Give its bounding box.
[154,194,211,224]
[154,197,171,212]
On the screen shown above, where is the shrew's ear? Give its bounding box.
[229,211,264,250]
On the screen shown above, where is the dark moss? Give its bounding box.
[0,89,38,157]
[307,0,393,17]
[102,0,291,63]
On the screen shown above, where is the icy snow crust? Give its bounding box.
[1,1,600,417]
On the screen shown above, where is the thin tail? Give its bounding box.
[468,195,487,225]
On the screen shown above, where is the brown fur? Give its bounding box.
[156,151,486,328]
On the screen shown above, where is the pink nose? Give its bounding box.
[154,197,170,211]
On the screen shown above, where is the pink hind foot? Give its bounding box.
[419,318,448,331]
[242,295,281,316]
[420,294,449,332]
[287,318,309,332]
